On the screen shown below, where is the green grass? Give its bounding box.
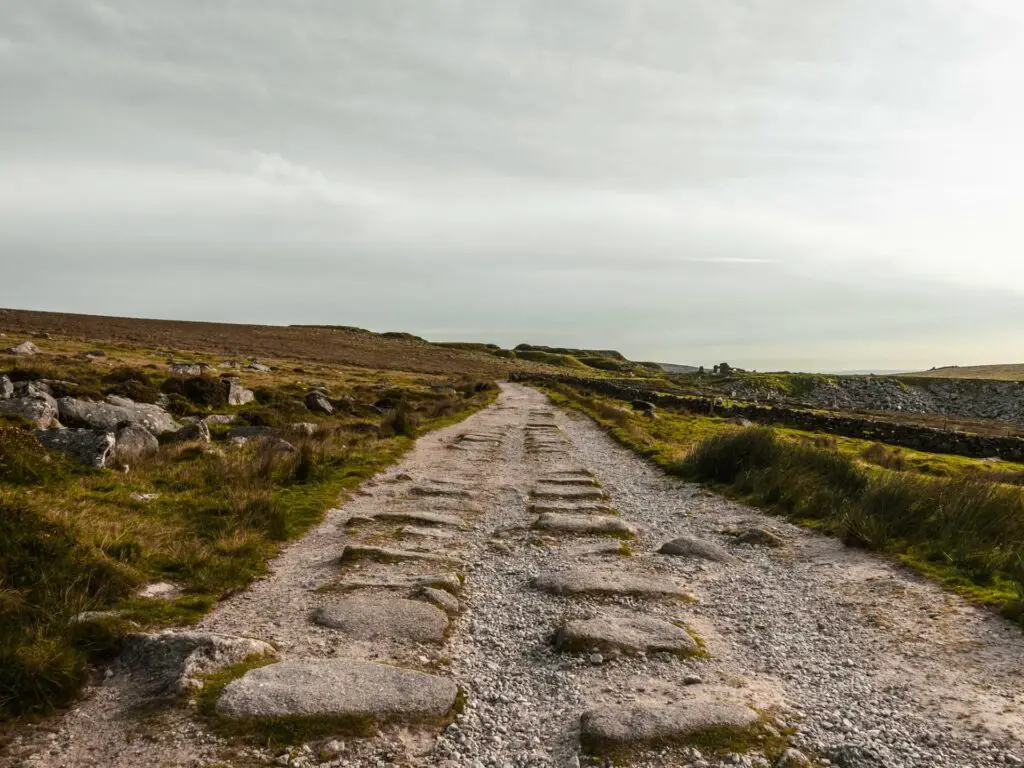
[0,346,498,721]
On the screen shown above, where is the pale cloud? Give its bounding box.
[1,1,1023,370]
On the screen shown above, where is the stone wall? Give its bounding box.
[517,374,1024,463]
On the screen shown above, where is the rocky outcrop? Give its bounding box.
[168,363,211,376]
[113,424,159,462]
[120,631,277,695]
[57,397,181,435]
[170,420,211,443]
[0,394,60,428]
[35,429,116,468]
[0,375,12,399]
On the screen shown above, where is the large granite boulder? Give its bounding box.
[57,397,181,435]
[224,379,255,406]
[305,391,334,415]
[7,341,40,356]
[35,429,117,468]
[113,424,159,462]
[0,395,60,428]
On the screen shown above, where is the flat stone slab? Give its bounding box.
[328,573,462,594]
[532,486,607,501]
[216,659,458,720]
[531,502,618,516]
[401,525,458,540]
[580,700,759,751]
[339,545,462,566]
[659,535,736,563]
[536,476,599,487]
[535,513,637,537]
[533,567,695,601]
[555,616,698,656]
[408,484,473,498]
[313,596,448,642]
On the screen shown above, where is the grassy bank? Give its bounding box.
[0,342,497,720]
[541,383,1024,621]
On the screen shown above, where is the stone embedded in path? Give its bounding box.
[659,535,736,564]
[532,486,607,501]
[215,659,458,721]
[555,616,698,657]
[580,700,759,752]
[735,527,785,548]
[409,484,474,499]
[537,475,599,487]
[416,586,461,614]
[533,567,695,601]
[534,513,637,537]
[401,525,457,540]
[328,572,462,594]
[347,510,467,529]
[313,596,449,642]
[121,631,277,695]
[531,502,617,516]
[339,545,463,566]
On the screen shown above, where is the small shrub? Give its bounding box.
[861,442,907,471]
[379,403,419,438]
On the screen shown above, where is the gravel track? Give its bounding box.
[9,383,1024,768]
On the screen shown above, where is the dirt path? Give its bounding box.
[9,383,1024,768]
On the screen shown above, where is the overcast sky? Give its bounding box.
[2,1,1023,371]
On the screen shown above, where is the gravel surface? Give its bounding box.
[8,383,1024,768]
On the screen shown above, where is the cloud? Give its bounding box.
[1,0,1024,370]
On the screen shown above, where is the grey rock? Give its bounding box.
[530,502,617,516]
[244,361,272,372]
[0,395,60,428]
[401,525,457,540]
[113,424,159,462]
[531,485,606,501]
[57,397,181,435]
[305,391,334,415]
[225,379,255,406]
[534,513,637,537]
[204,413,237,425]
[0,375,12,400]
[168,363,208,376]
[215,659,457,720]
[776,748,812,768]
[579,700,759,750]
[409,484,473,498]
[313,596,449,642]
[35,429,116,467]
[339,545,463,566]
[289,422,319,437]
[7,341,40,356]
[120,631,277,695]
[416,586,461,614]
[170,420,211,443]
[828,745,884,768]
[659,535,736,563]
[555,616,698,656]
[533,567,695,600]
[736,527,785,548]
[330,573,462,594]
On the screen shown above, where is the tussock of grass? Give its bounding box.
[675,428,1024,618]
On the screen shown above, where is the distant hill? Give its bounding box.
[910,363,1024,381]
